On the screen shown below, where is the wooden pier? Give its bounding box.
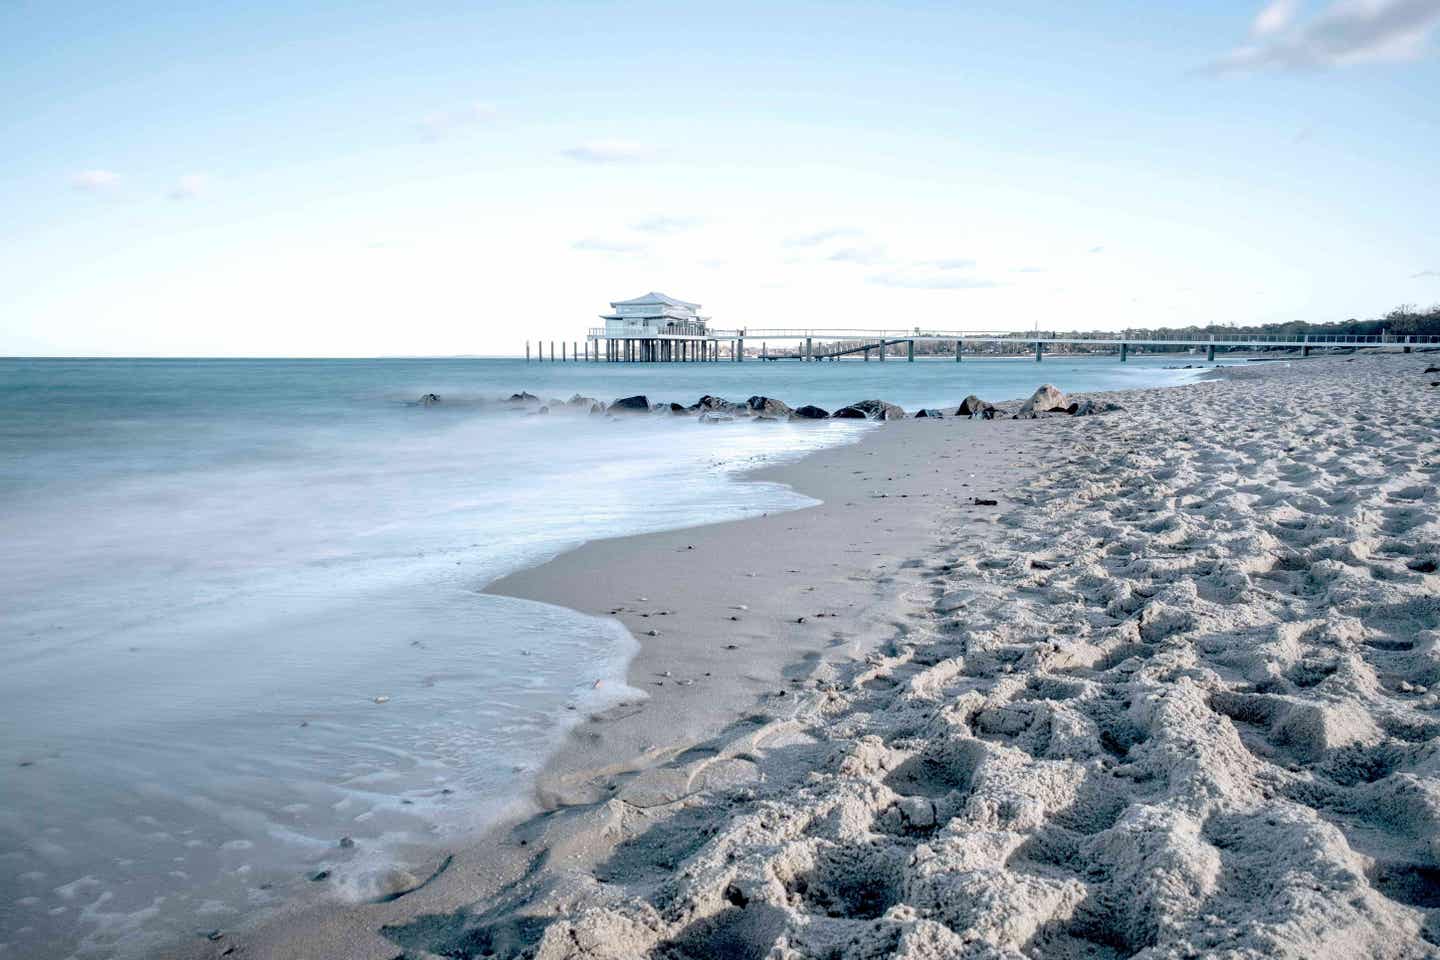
[525,328,1437,363]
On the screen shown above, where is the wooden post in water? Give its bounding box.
[1035,341,1043,362]
[907,339,915,362]
[879,340,886,361]
[1120,342,1128,362]
[864,346,870,361]
[955,340,962,362]
[526,341,531,362]
[1207,336,1216,362]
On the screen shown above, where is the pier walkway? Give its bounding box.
[525,328,1438,362]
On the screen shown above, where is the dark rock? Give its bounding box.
[695,395,747,415]
[608,395,650,413]
[1067,399,1124,416]
[536,406,549,414]
[915,408,945,418]
[698,412,735,424]
[1426,366,1440,374]
[567,394,599,408]
[508,391,539,403]
[1015,384,1069,419]
[747,396,794,419]
[834,399,905,420]
[419,393,441,406]
[669,402,688,414]
[957,395,998,419]
[791,405,830,419]
[972,498,999,506]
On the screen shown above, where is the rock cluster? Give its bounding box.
[481,386,1124,422]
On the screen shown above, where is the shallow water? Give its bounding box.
[0,356,1202,958]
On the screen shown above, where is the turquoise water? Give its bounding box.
[0,356,1202,958]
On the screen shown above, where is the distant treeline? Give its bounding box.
[1039,303,1440,343]
[842,302,1440,357]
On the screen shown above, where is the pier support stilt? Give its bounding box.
[907,339,915,362]
[864,347,870,361]
[955,340,962,362]
[1207,340,1216,362]
[1035,341,1043,362]
[879,341,885,361]
[1301,335,1311,358]
[1120,342,1128,362]
[526,341,531,362]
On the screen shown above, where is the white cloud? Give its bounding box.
[1253,0,1302,36]
[1212,0,1440,70]
[1017,266,1047,273]
[1089,245,1105,254]
[632,215,701,234]
[418,101,498,140]
[929,258,976,270]
[1410,269,1440,278]
[785,227,859,247]
[827,244,887,265]
[168,173,210,200]
[562,139,651,163]
[868,270,1000,290]
[71,169,120,193]
[572,236,647,254]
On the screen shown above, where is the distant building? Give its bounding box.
[601,292,708,339]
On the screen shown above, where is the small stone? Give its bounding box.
[647,629,660,637]
[373,695,390,704]
[339,836,355,849]
[311,870,330,882]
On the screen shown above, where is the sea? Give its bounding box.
[0,355,1205,958]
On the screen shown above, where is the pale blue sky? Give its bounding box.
[2,0,1438,356]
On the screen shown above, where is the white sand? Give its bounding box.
[177,353,1440,959]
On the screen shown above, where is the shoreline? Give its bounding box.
[172,392,1070,959]
[177,353,1440,959]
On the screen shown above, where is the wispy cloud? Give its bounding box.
[785,227,860,247]
[827,244,887,266]
[572,236,647,254]
[632,215,701,234]
[562,139,651,163]
[71,169,120,193]
[868,271,1000,290]
[168,173,210,200]
[929,258,977,270]
[1411,269,1440,278]
[1089,245,1105,254]
[417,101,498,141]
[1017,266,1047,273]
[1253,0,1302,36]
[1210,0,1440,71]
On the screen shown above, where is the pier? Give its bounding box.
[528,327,1436,363]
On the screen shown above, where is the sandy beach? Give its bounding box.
[175,352,1440,959]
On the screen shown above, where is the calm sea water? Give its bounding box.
[0,355,1202,958]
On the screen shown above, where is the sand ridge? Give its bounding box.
[386,355,1440,959]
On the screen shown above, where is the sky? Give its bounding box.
[2,0,1438,357]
